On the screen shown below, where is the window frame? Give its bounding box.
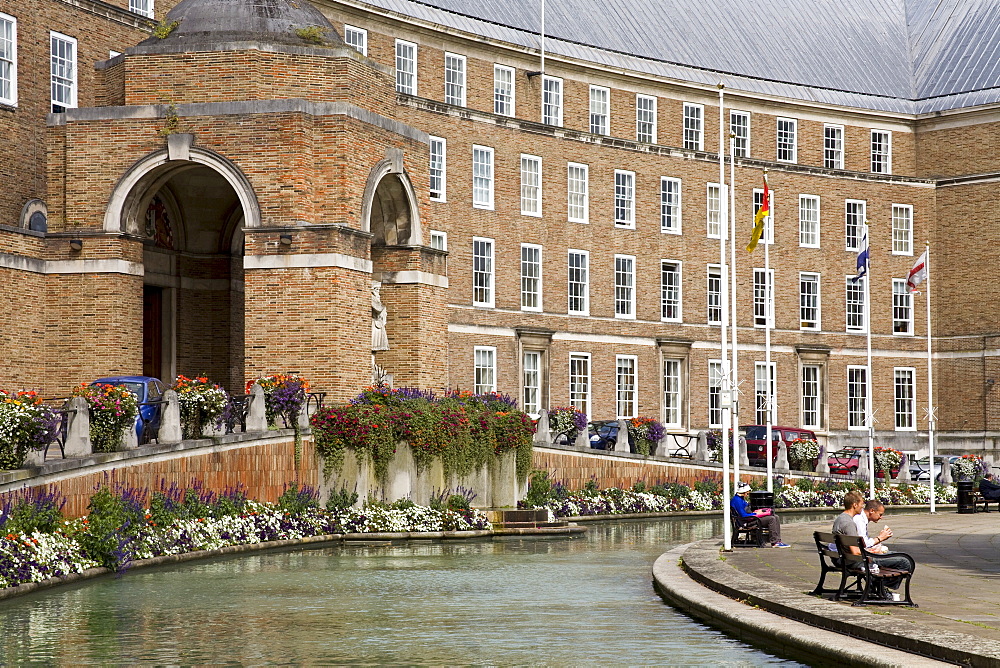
[636,94,657,143]
[394,39,417,95]
[614,169,635,228]
[845,275,867,334]
[50,31,77,110]
[522,350,542,415]
[824,124,844,169]
[344,24,368,55]
[683,102,704,151]
[776,116,797,163]
[799,271,821,331]
[616,355,638,419]
[708,360,723,428]
[801,364,822,429]
[520,154,542,217]
[430,230,447,251]
[589,85,609,135]
[754,361,777,425]
[614,254,636,320]
[472,145,494,210]
[493,64,515,116]
[871,129,892,174]
[474,346,497,394]
[707,264,722,325]
[567,249,590,316]
[660,177,682,234]
[706,182,722,239]
[472,236,495,308]
[520,243,543,312]
[892,278,913,336]
[444,52,467,107]
[130,0,154,18]
[845,199,867,252]
[798,194,820,248]
[542,75,563,126]
[661,259,682,322]
[663,357,683,429]
[730,110,750,157]
[428,136,446,202]
[894,367,916,431]
[567,162,589,224]
[753,268,775,328]
[0,13,16,107]
[569,353,592,417]
[892,204,913,256]
[847,365,868,430]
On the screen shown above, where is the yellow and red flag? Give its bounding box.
[746,175,770,253]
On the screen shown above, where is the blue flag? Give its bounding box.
[853,224,869,283]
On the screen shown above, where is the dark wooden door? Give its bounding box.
[143,286,163,379]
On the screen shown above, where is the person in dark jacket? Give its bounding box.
[979,473,1000,501]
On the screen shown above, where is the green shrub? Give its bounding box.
[277,482,319,514]
[326,486,358,512]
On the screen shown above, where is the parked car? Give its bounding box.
[91,376,166,444]
[827,447,901,477]
[909,455,959,482]
[589,420,628,451]
[741,425,817,468]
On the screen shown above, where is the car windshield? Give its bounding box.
[744,427,779,440]
[830,450,856,458]
[105,382,143,398]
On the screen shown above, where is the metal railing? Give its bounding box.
[662,433,696,459]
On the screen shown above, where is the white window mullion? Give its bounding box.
[614,170,635,228]
[472,237,495,307]
[444,52,466,106]
[660,177,681,234]
[616,355,638,419]
[394,39,417,94]
[494,64,515,116]
[474,346,497,394]
[521,244,543,312]
[568,250,590,315]
[0,13,16,107]
[520,154,541,216]
[615,254,636,319]
[50,31,77,110]
[429,136,446,201]
[472,145,494,210]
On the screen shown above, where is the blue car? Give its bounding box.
[91,376,167,444]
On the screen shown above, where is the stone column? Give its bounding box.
[775,440,790,472]
[533,408,551,445]
[816,442,830,476]
[938,458,952,485]
[246,383,267,432]
[158,390,182,443]
[574,428,589,449]
[63,396,92,457]
[738,435,750,467]
[895,452,911,483]
[857,450,871,482]
[121,420,138,450]
[614,419,631,453]
[694,431,709,462]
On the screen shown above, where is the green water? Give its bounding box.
[0,517,806,665]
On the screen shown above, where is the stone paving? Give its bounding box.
[727,509,1000,644]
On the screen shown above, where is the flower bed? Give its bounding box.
[171,375,228,440]
[952,454,986,481]
[72,383,138,453]
[0,482,491,591]
[0,390,59,469]
[627,417,666,456]
[522,473,958,518]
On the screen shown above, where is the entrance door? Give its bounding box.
[143,285,163,379]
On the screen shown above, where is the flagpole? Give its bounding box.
[925,242,936,513]
[864,221,875,500]
[763,172,774,493]
[717,84,732,551]
[729,134,740,488]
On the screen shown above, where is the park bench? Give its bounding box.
[731,514,770,547]
[811,531,859,597]
[833,534,917,607]
[974,491,1000,513]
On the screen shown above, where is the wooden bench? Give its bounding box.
[975,491,1000,513]
[834,535,917,607]
[731,514,771,547]
[811,531,859,597]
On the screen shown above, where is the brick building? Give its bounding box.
[1,0,998,452]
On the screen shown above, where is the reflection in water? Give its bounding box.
[0,516,813,665]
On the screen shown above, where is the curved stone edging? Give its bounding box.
[666,538,999,667]
[652,545,954,668]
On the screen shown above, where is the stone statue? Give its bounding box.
[371,281,389,352]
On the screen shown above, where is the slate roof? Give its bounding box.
[353,0,1000,114]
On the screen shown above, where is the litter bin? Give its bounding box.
[957,479,976,514]
[750,490,774,511]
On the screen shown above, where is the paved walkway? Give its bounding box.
[669,509,1000,665]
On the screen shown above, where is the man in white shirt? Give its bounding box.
[855,499,911,594]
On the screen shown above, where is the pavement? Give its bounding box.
[660,509,1000,667]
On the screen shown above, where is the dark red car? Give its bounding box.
[742,425,817,468]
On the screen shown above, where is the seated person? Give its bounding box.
[980,473,1000,501]
[731,481,788,548]
[834,492,906,596]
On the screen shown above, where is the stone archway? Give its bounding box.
[106,146,257,392]
[360,156,422,246]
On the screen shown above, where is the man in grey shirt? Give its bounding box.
[833,490,905,596]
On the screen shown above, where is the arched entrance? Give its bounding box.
[107,148,259,393]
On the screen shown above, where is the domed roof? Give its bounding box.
[138,0,344,50]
